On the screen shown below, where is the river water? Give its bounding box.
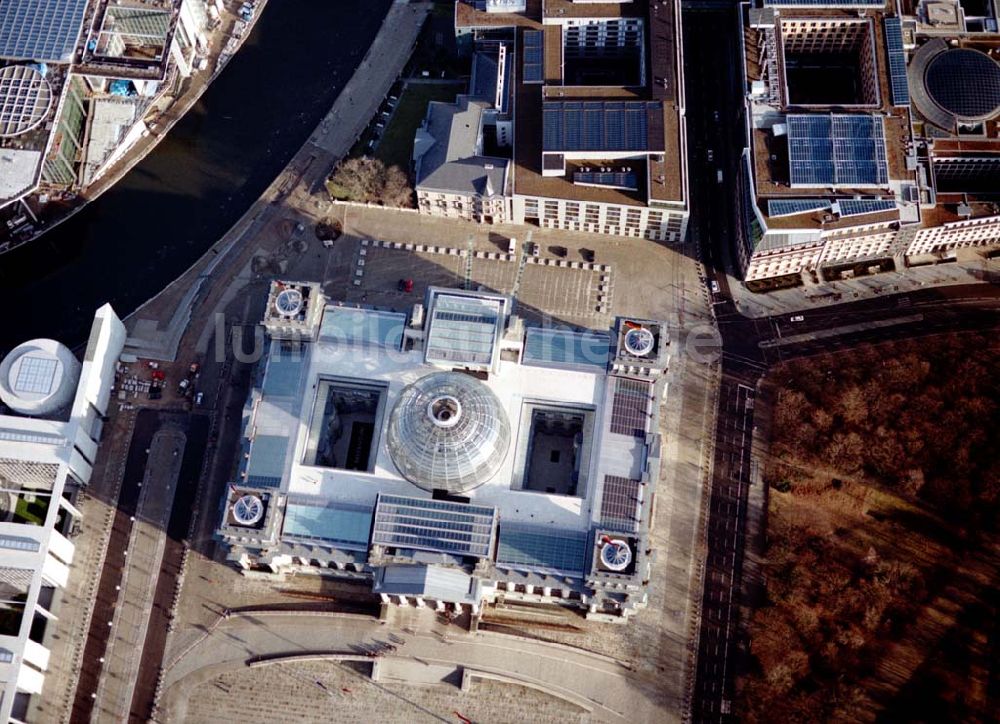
[0,0,392,350]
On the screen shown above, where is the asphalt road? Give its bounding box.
[682,4,1000,721]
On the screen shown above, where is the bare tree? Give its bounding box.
[326,157,413,207]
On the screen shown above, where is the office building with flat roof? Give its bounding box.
[0,304,125,723]
[419,0,689,242]
[218,281,671,622]
[737,0,1000,289]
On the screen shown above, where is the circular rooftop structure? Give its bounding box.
[0,65,53,138]
[600,538,633,572]
[623,327,655,357]
[274,287,303,317]
[924,48,1000,121]
[386,372,510,495]
[0,339,80,416]
[232,494,264,526]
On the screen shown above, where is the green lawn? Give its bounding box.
[375,82,465,173]
[15,495,49,525]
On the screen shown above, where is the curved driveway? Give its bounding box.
[159,612,669,722]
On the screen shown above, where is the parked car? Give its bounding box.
[790,314,805,322]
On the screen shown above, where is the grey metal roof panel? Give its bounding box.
[414,96,487,184]
[320,306,406,349]
[417,156,508,197]
[374,564,477,602]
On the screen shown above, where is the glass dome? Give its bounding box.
[386,372,510,494]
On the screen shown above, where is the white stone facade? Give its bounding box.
[512,195,688,242]
[0,305,125,724]
[417,188,510,224]
[906,215,1000,257]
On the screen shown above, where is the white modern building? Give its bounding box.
[219,281,669,622]
[0,305,126,723]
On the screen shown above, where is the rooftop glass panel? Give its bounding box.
[523,328,610,371]
[523,29,542,83]
[13,356,57,394]
[883,18,910,108]
[496,522,589,576]
[838,198,896,216]
[320,307,405,349]
[372,494,497,559]
[609,376,652,438]
[600,474,642,532]
[283,500,373,548]
[245,434,289,487]
[767,199,831,218]
[425,294,502,367]
[763,0,884,5]
[0,535,40,552]
[542,101,662,153]
[262,352,306,397]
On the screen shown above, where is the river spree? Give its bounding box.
[0,0,391,350]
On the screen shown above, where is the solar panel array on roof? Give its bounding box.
[601,474,643,532]
[372,494,497,559]
[787,114,889,187]
[523,29,542,83]
[838,198,896,216]
[883,18,910,108]
[425,294,502,367]
[573,171,638,190]
[496,522,589,576]
[767,199,831,217]
[0,0,89,63]
[609,376,651,438]
[763,0,884,5]
[543,101,661,153]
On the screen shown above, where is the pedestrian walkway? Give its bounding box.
[727,257,999,319]
[93,426,187,720]
[159,611,654,723]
